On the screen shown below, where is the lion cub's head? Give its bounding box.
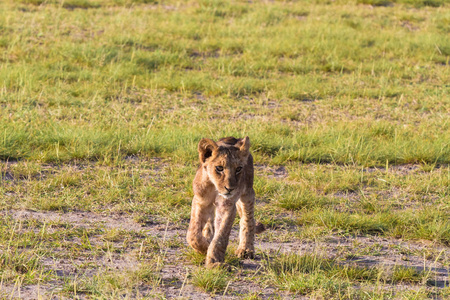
[198,136,250,199]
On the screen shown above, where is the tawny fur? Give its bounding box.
[186,136,258,268]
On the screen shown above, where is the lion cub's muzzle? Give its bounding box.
[218,186,238,198]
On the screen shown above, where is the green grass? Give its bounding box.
[0,0,449,166]
[191,267,231,294]
[0,0,449,298]
[264,253,429,296]
[0,248,51,284]
[61,263,160,297]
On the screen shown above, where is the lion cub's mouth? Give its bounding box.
[218,192,234,199]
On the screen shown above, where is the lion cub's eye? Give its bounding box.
[236,167,242,173]
[215,166,224,172]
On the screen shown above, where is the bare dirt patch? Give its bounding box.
[255,164,288,179]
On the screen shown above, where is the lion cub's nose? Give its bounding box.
[224,186,234,193]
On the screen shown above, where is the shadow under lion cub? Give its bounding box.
[187,136,265,268]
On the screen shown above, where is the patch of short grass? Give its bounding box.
[263,253,358,296]
[391,266,426,283]
[254,177,333,210]
[296,208,450,245]
[191,267,231,294]
[61,263,161,297]
[264,253,429,297]
[183,248,206,267]
[0,249,52,284]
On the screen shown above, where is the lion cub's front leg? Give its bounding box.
[236,189,256,259]
[205,197,237,268]
[186,196,214,255]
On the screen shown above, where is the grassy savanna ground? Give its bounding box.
[0,0,449,298]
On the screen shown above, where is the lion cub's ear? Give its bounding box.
[237,136,250,159]
[198,138,218,163]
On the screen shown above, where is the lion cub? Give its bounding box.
[187,136,256,268]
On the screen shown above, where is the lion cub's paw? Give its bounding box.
[206,256,225,269]
[235,248,255,259]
